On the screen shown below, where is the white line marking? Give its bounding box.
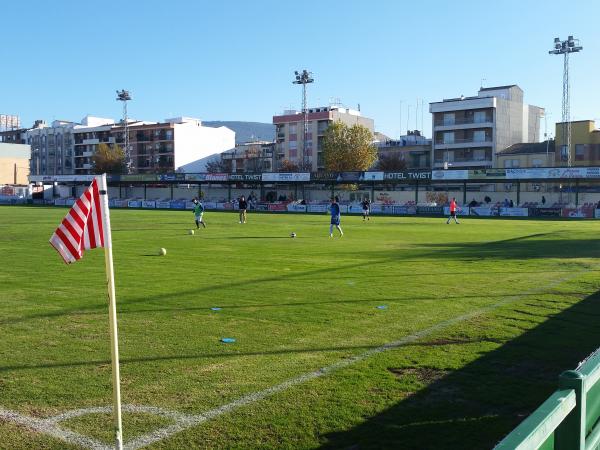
[0,407,110,450]
[125,273,583,449]
[0,272,587,449]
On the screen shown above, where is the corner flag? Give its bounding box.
[49,174,124,449]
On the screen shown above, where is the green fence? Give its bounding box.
[495,348,600,449]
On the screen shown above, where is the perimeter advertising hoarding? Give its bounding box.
[431,170,469,180]
[128,200,142,208]
[262,173,310,182]
[156,201,171,209]
[229,174,262,182]
[311,172,337,182]
[204,173,229,182]
[469,207,496,216]
[362,171,385,181]
[469,169,506,180]
[120,174,160,182]
[308,204,328,213]
[30,175,96,183]
[384,171,431,181]
[505,167,600,180]
[142,200,156,208]
[499,207,529,216]
[417,206,444,215]
[530,207,561,217]
[287,204,307,212]
[562,208,594,218]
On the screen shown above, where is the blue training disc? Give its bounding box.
[211,307,222,311]
[376,305,388,310]
[221,338,236,343]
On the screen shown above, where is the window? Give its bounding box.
[504,159,520,168]
[474,111,487,123]
[532,159,543,167]
[473,130,485,142]
[575,144,585,161]
[560,145,569,161]
[289,123,297,134]
[443,113,455,126]
[443,132,454,144]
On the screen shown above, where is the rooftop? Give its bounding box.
[497,140,554,155]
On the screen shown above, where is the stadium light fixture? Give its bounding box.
[292,70,314,170]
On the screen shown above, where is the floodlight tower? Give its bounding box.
[116,89,132,173]
[293,70,314,170]
[549,36,582,167]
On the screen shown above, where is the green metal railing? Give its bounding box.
[495,348,600,450]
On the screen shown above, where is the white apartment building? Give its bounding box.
[26,116,235,175]
[429,85,544,169]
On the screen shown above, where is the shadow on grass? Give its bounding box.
[416,233,600,260]
[2,290,592,326]
[318,289,600,450]
[0,338,505,372]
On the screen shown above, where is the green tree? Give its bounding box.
[322,121,377,171]
[92,143,125,174]
[375,153,407,171]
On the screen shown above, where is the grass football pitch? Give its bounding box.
[1,205,600,449]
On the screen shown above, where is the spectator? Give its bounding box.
[484,195,491,204]
[509,199,514,208]
[503,198,510,207]
[542,195,546,205]
[468,198,478,207]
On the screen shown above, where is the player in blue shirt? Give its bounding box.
[329,196,344,237]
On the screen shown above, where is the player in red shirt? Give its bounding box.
[446,197,460,224]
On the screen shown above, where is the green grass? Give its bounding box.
[1,205,600,449]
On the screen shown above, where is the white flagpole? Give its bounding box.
[98,174,124,450]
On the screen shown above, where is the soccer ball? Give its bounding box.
[188,229,195,235]
[290,232,297,238]
[159,248,167,256]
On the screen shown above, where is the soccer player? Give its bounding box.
[192,198,206,229]
[362,197,371,221]
[446,197,460,224]
[329,196,343,237]
[238,195,248,224]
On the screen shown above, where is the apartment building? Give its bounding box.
[429,85,544,169]
[273,106,374,171]
[26,120,77,176]
[221,141,275,173]
[377,131,431,169]
[0,142,30,184]
[554,120,600,165]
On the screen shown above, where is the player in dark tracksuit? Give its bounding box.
[329,196,344,237]
[362,198,371,221]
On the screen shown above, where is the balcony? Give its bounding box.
[83,138,99,145]
[435,137,493,149]
[434,117,493,131]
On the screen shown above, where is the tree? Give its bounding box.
[322,121,377,172]
[375,153,407,171]
[92,143,125,174]
[206,158,231,173]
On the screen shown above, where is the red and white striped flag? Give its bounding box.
[49,178,105,264]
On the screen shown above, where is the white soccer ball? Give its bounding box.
[290,232,296,238]
[159,248,167,256]
[189,229,195,235]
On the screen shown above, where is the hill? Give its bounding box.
[203,121,275,144]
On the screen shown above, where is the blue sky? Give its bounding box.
[1,0,598,139]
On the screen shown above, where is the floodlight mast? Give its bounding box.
[549,36,582,167]
[292,70,314,170]
[116,90,132,173]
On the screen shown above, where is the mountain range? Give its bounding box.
[203,121,275,144]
